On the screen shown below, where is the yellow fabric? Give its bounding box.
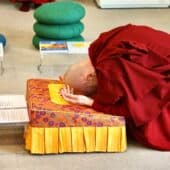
[45,128,59,153]
[48,83,70,105]
[107,127,126,152]
[95,127,107,152]
[84,127,96,152]
[31,128,45,154]
[120,126,127,152]
[59,127,72,153]
[72,127,86,152]
[25,126,31,151]
[25,126,127,154]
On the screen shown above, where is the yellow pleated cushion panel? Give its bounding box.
[95,127,108,152]
[25,126,127,154]
[31,128,45,154]
[25,126,32,151]
[59,127,72,153]
[45,128,59,154]
[107,127,121,152]
[83,127,96,152]
[72,127,86,152]
[120,126,127,152]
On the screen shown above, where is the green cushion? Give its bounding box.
[34,1,85,24]
[33,21,84,39]
[32,34,84,49]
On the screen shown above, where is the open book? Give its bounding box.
[0,95,29,124]
[40,41,91,54]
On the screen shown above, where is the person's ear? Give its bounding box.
[86,73,96,81]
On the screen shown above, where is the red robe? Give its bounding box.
[10,0,54,11]
[89,24,170,150]
[10,0,52,3]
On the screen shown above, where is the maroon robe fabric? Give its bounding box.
[10,0,53,3]
[10,0,54,11]
[89,24,170,150]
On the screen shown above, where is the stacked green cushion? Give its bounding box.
[33,1,86,49]
[34,1,85,24]
[33,21,84,39]
[33,35,84,49]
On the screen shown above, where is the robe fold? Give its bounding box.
[89,24,170,150]
[10,0,53,4]
[10,0,54,11]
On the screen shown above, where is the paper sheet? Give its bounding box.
[48,84,70,105]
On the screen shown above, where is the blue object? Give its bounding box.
[0,34,6,47]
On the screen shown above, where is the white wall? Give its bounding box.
[96,0,170,8]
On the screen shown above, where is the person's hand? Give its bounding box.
[60,85,94,106]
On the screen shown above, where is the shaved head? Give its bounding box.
[63,58,97,95]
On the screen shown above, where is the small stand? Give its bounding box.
[0,95,29,126]
[37,53,44,73]
[0,43,4,75]
[38,40,91,73]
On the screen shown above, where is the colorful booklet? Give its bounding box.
[40,41,68,54]
[40,41,91,54]
[48,83,70,105]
